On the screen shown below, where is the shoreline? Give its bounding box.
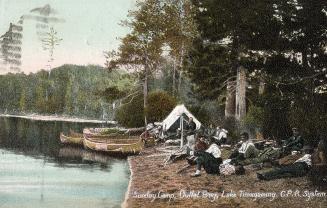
[0,114,117,124]
[122,157,133,208]
[123,145,326,208]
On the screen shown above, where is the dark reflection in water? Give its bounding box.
[0,117,130,208]
[0,117,104,155]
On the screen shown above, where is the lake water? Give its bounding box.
[0,117,130,208]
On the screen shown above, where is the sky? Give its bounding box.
[0,0,136,74]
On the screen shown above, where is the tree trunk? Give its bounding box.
[235,66,247,121]
[178,44,184,94]
[172,58,176,96]
[144,56,148,126]
[259,76,265,95]
[225,80,235,118]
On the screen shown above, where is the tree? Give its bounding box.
[107,0,165,126]
[41,27,62,70]
[162,0,198,96]
[187,0,282,120]
[145,90,177,122]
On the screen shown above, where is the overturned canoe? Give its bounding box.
[83,136,144,155]
[60,132,84,145]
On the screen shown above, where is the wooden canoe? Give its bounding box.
[83,136,144,155]
[83,127,145,138]
[60,132,84,145]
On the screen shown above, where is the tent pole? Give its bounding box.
[180,115,183,148]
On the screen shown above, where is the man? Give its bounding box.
[191,137,222,177]
[257,145,312,180]
[213,126,228,145]
[283,127,304,154]
[185,117,197,151]
[239,143,282,166]
[310,138,327,185]
[229,132,258,164]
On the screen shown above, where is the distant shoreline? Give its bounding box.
[0,114,117,124]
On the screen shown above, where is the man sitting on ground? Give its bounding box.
[191,137,222,177]
[213,126,228,145]
[229,132,258,164]
[282,127,304,155]
[310,138,327,185]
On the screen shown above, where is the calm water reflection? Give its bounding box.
[0,117,130,208]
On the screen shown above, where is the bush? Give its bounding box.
[188,100,223,127]
[145,91,177,123]
[116,90,177,128]
[242,105,264,139]
[115,94,144,128]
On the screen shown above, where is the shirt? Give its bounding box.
[215,128,228,140]
[238,140,255,154]
[206,143,221,158]
[295,154,312,166]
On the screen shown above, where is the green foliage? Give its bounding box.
[288,94,327,146]
[116,94,145,128]
[116,90,178,127]
[243,105,264,130]
[188,100,223,126]
[0,65,134,119]
[145,91,177,123]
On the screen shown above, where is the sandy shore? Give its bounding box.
[124,145,327,208]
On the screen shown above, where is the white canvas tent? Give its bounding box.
[162,104,201,132]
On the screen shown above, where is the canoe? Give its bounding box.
[83,136,144,155]
[60,132,84,145]
[83,127,145,138]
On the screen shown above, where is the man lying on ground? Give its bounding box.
[257,145,313,180]
[238,143,282,166]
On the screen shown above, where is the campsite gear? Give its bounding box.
[83,136,144,155]
[219,164,236,176]
[60,130,84,145]
[278,153,303,166]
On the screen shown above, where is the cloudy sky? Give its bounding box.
[0,0,136,74]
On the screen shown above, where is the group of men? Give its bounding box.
[184,122,326,183]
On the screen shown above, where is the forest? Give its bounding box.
[1,0,327,145]
[0,64,134,119]
[104,0,327,144]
